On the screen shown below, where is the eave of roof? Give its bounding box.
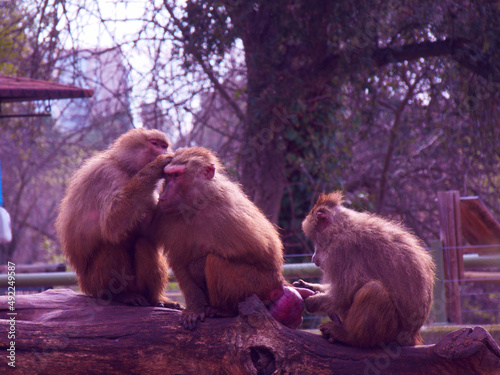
[0,74,94,103]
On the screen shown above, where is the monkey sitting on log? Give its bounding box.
[294,191,435,348]
[152,146,304,329]
[56,128,181,308]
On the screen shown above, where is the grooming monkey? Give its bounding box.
[56,128,181,308]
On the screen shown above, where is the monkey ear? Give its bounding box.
[205,164,215,179]
[316,211,330,232]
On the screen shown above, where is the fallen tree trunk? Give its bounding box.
[0,289,499,374]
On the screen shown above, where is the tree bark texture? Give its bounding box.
[225,1,336,224]
[1,289,499,374]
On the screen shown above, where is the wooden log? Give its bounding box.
[1,289,499,375]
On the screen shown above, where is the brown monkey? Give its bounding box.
[294,191,435,348]
[56,128,180,308]
[153,147,303,329]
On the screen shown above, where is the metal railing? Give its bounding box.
[2,255,500,288]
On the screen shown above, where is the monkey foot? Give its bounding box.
[204,306,236,318]
[203,306,218,318]
[180,310,206,330]
[204,306,223,318]
[114,292,150,307]
[158,300,184,310]
[319,322,341,344]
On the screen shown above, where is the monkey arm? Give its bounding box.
[102,154,173,243]
[303,292,331,314]
[172,260,211,330]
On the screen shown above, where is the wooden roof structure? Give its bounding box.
[460,196,500,246]
[437,191,500,324]
[0,74,93,103]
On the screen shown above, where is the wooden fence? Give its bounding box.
[437,190,500,324]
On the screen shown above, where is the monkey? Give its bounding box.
[55,128,181,309]
[294,191,435,348]
[152,146,304,329]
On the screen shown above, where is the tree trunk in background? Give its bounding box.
[227,1,334,222]
[237,59,287,223]
[238,123,286,224]
[230,3,286,223]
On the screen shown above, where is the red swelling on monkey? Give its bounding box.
[268,285,311,329]
[152,146,305,329]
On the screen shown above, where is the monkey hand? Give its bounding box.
[293,279,324,294]
[158,299,184,310]
[293,286,317,300]
[141,153,175,180]
[293,279,315,290]
[180,309,206,330]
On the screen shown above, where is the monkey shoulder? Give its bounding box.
[79,157,130,196]
[59,156,132,234]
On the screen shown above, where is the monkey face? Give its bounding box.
[108,128,172,174]
[158,165,188,214]
[303,192,346,270]
[303,208,332,271]
[158,157,216,215]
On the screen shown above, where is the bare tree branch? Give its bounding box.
[163,1,246,123]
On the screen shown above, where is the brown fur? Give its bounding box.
[296,191,435,348]
[56,128,180,308]
[154,147,285,329]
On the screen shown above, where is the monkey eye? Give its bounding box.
[315,210,330,232]
[149,139,169,149]
[165,172,181,181]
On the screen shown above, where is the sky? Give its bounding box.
[60,0,164,127]
[58,0,223,137]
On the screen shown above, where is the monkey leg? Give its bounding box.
[320,280,399,348]
[171,260,212,330]
[205,254,283,313]
[79,243,150,305]
[303,292,332,314]
[134,238,182,309]
[186,257,222,317]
